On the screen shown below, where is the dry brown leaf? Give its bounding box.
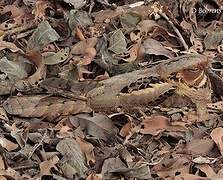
[86,173,102,180]
[77,47,97,65]
[0,176,7,180]
[70,113,117,141]
[0,137,18,151]
[32,0,51,20]
[124,42,141,62]
[0,168,22,180]
[210,127,223,154]
[56,125,73,138]
[189,33,204,53]
[0,155,5,170]
[0,40,24,53]
[151,26,180,47]
[153,155,191,178]
[71,38,98,55]
[76,26,85,41]
[119,120,132,137]
[15,51,46,91]
[136,20,159,35]
[39,155,59,175]
[10,122,29,148]
[0,107,9,121]
[141,38,175,59]
[196,164,216,178]
[186,138,214,155]
[0,4,27,31]
[76,136,95,165]
[175,173,210,180]
[56,138,88,178]
[140,115,169,136]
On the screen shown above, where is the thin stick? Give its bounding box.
[159,12,189,51]
[2,21,37,39]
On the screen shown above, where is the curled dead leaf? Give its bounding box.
[210,127,223,154]
[40,156,59,175]
[71,38,98,55]
[140,115,169,136]
[15,51,46,91]
[76,136,95,165]
[0,137,18,151]
[78,47,97,65]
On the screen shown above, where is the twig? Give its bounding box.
[28,130,47,159]
[158,12,189,51]
[2,21,37,39]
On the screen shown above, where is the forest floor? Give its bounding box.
[0,0,223,179]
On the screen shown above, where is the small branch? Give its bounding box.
[2,21,37,39]
[158,12,189,51]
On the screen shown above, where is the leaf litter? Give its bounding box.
[0,0,223,179]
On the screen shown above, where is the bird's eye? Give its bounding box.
[187,68,200,72]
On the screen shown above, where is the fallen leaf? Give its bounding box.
[175,173,209,180]
[40,156,59,175]
[14,51,46,91]
[68,10,92,29]
[141,38,175,58]
[69,113,118,141]
[76,136,95,165]
[0,137,18,151]
[0,155,5,170]
[196,164,216,178]
[186,138,214,155]
[108,29,127,54]
[140,115,170,136]
[0,40,24,53]
[120,12,141,31]
[44,47,70,65]
[64,0,86,9]
[56,138,88,178]
[77,47,97,65]
[0,80,14,95]
[119,120,132,137]
[136,19,159,35]
[210,127,223,154]
[27,21,60,51]
[0,57,28,81]
[204,31,223,50]
[101,158,151,179]
[86,173,102,180]
[0,168,22,179]
[71,37,98,55]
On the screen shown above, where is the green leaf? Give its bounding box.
[68,10,93,30]
[27,21,60,51]
[108,29,127,54]
[44,47,70,65]
[56,138,88,178]
[0,57,28,81]
[63,0,86,9]
[120,13,141,32]
[204,31,223,50]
